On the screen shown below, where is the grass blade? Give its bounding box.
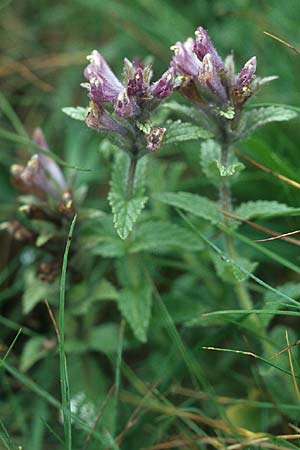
[0,92,28,138]
[59,214,77,450]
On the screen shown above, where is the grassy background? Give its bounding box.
[1,1,300,449]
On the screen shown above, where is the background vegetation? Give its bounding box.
[1,0,300,449]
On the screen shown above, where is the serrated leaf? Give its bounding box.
[162,101,211,129]
[109,153,148,239]
[154,192,221,224]
[108,193,148,239]
[130,221,204,253]
[234,200,300,222]
[20,336,48,372]
[164,120,212,145]
[62,106,88,121]
[118,285,152,343]
[200,139,244,181]
[239,106,297,139]
[162,101,199,122]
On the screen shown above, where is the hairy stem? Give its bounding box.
[127,156,138,198]
[220,144,254,311]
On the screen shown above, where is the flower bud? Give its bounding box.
[146,127,166,152]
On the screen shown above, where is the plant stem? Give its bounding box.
[219,144,254,312]
[127,155,138,198]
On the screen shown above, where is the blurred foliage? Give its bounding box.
[1,1,300,449]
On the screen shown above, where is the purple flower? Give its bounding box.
[171,26,259,110]
[114,90,140,118]
[236,56,257,88]
[198,53,227,101]
[84,50,124,102]
[83,50,174,120]
[151,67,175,99]
[33,128,66,193]
[85,101,128,133]
[127,67,148,97]
[11,129,68,201]
[194,27,225,72]
[20,154,61,200]
[170,38,200,77]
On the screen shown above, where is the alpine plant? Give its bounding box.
[82,51,175,156]
[170,26,276,142]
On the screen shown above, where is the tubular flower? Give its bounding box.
[171,26,259,111]
[11,129,69,204]
[82,50,175,154]
[83,50,175,119]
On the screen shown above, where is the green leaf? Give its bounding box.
[225,403,274,432]
[58,215,76,450]
[109,194,148,240]
[88,323,127,354]
[234,200,300,222]
[22,269,59,314]
[130,221,204,253]
[117,285,152,343]
[262,282,300,328]
[162,101,200,122]
[108,153,148,239]
[219,106,235,120]
[200,139,244,181]
[162,101,211,129]
[62,106,88,121]
[164,120,212,145]
[81,216,126,257]
[211,253,258,284]
[154,192,221,225]
[32,221,56,247]
[239,106,298,139]
[20,337,48,372]
[70,279,119,315]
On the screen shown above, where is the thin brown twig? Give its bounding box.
[0,52,87,78]
[144,435,233,450]
[1,57,54,92]
[234,149,300,189]
[116,381,160,445]
[143,431,300,450]
[220,209,300,246]
[228,433,300,450]
[82,384,115,450]
[271,338,300,360]
[285,330,300,402]
[44,300,60,343]
[264,31,300,55]
[255,229,300,243]
[120,390,253,437]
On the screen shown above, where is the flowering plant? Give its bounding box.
[82,51,174,154]
[2,14,300,448]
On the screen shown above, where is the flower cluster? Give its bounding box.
[7,129,75,282]
[82,51,175,154]
[170,26,258,113]
[11,128,73,216]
